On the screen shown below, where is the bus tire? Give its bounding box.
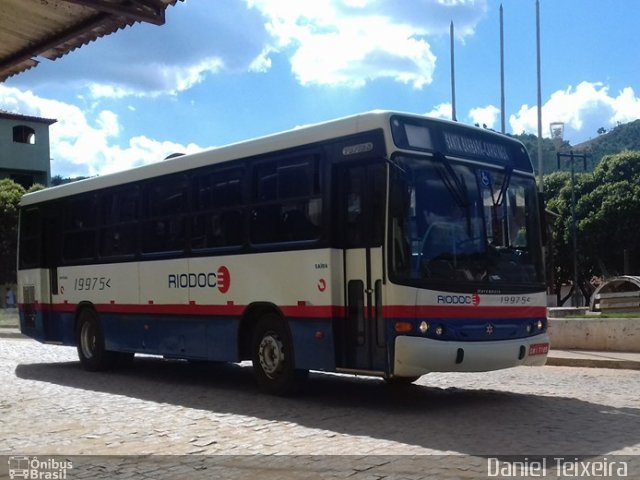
[76,308,115,371]
[251,314,308,395]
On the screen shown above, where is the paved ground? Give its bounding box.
[1,336,639,479]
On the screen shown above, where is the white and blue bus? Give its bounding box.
[17,111,549,394]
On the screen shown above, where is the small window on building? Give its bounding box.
[13,125,36,144]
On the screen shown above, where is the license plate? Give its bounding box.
[529,343,549,356]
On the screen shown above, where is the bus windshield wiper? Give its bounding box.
[491,165,513,207]
[435,151,468,208]
[435,151,475,237]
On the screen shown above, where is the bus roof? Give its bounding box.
[21,110,397,206]
[20,110,524,206]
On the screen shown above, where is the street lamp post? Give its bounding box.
[557,149,589,307]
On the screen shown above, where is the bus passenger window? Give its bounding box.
[251,155,322,245]
[141,175,187,254]
[99,187,139,258]
[191,167,245,250]
[63,195,97,261]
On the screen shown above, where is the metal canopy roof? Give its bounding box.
[0,0,181,82]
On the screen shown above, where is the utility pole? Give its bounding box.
[535,0,543,192]
[500,4,505,134]
[557,151,589,306]
[450,21,457,122]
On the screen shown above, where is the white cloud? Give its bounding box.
[6,0,487,96]
[97,136,204,176]
[88,57,225,99]
[469,104,500,129]
[289,19,436,88]
[248,48,273,72]
[0,85,207,177]
[248,0,487,88]
[611,87,640,125]
[509,81,640,144]
[424,103,453,119]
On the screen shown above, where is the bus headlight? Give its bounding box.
[537,320,545,330]
[419,321,429,334]
[435,325,444,336]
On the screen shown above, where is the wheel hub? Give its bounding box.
[258,333,285,379]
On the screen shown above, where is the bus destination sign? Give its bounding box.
[443,132,510,162]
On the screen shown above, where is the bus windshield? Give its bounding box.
[389,154,544,288]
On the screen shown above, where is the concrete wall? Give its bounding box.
[548,317,640,352]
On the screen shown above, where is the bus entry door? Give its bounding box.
[337,161,387,372]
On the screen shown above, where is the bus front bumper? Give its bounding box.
[393,333,550,377]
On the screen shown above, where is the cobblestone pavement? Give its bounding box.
[1,337,639,479]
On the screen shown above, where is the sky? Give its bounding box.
[1,0,639,178]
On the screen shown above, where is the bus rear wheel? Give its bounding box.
[76,308,132,371]
[251,314,307,395]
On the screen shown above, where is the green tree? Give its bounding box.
[543,170,571,204]
[51,174,88,186]
[0,179,26,284]
[543,170,591,304]
[0,179,44,284]
[544,150,640,304]
[577,151,640,276]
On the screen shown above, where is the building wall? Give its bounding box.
[0,116,52,187]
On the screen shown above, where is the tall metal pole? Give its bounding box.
[557,150,589,306]
[535,0,543,192]
[569,152,579,306]
[500,4,506,134]
[450,21,457,122]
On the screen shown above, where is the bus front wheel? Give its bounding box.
[251,314,308,395]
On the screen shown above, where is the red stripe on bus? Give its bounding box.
[385,305,547,319]
[26,302,545,319]
[384,305,547,318]
[38,302,345,319]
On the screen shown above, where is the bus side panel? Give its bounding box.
[101,314,156,354]
[19,305,75,346]
[100,314,241,361]
[289,318,336,371]
[205,317,240,361]
[230,249,342,372]
[159,319,207,358]
[49,310,76,345]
